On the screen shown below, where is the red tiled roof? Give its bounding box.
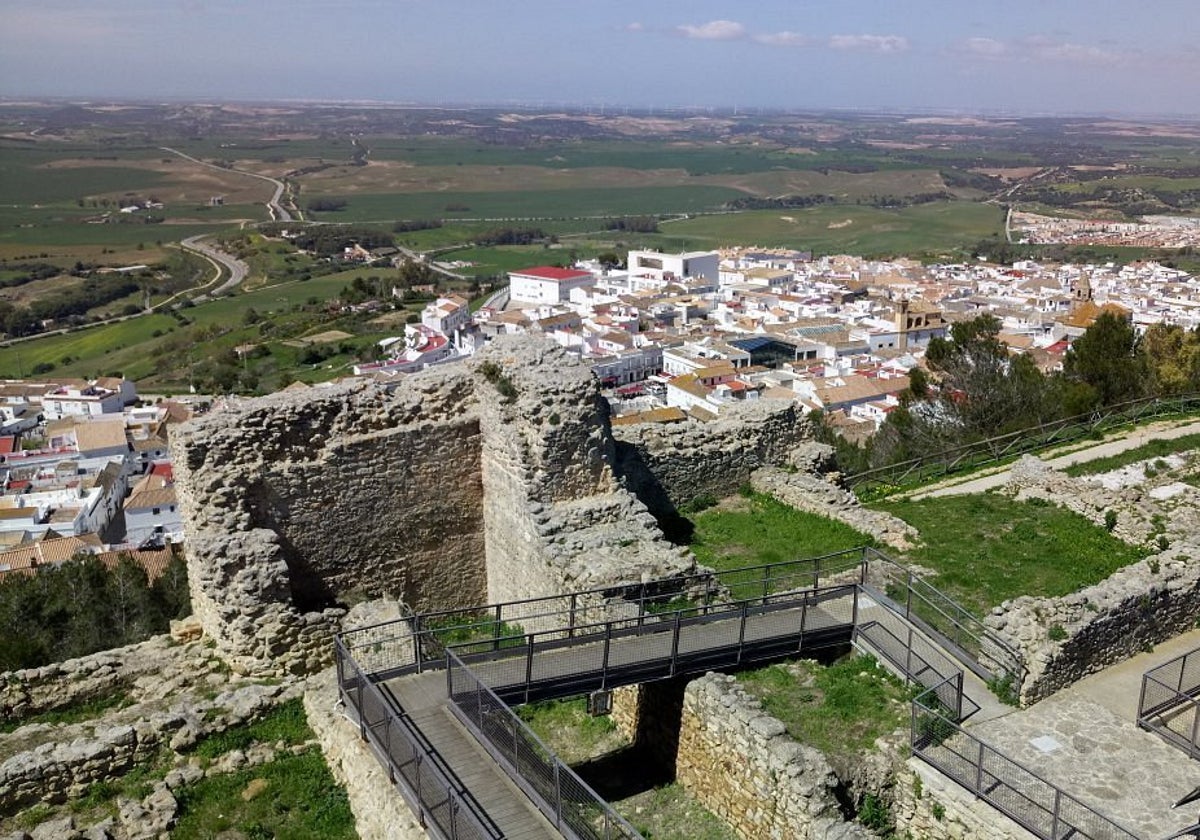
[0,437,14,456]
[512,266,592,281]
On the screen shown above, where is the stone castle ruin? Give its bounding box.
[170,335,811,675]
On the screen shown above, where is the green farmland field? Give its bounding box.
[303,185,749,222]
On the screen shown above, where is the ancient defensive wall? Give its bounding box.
[171,335,814,675]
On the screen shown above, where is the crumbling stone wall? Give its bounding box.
[474,338,694,625]
[893,761,1036,840]
[674,673,875,840]
[173,336,699,673]
[172,373,487,675]
[612,399,812,516]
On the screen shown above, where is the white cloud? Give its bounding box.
[676,20,746,41]
[754,31,813,48]
[828,34,910,53]
[961,37,1008,59]
[1025,36,1122,65]
[624,22,645,33]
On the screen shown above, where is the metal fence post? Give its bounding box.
[554,761,562,828]
[524,635,535,704]
[493,604,502,651]
[569,593,577,639]
[1051,788,1062,838]
[602,622,612,688]
[670,609,682,676]
[737,601,748,664]
[414,614,424,673]
[1190,701,1200,761]
[974,740,985,797]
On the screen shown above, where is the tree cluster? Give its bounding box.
[0,276,141,337]
[852,313,1194,471]
[475,227,546,246]
[288,225,393,256]
[391,219,443,233]
[0,552,190,671]
[306,197,348,213]
[602,216,660,233]
[724,195,833,211]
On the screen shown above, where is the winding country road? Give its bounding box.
[178,235,250,300]
[159,146,295,222]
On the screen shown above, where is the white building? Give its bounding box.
[627,250,719,287]
[421,294,471,335]
[509,266,595,305]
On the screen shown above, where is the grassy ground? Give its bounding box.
[515,697,628,765]
[1063,433,1200,476]
[4,697,354,838]
[688,491,874,572]
[737,653,912,766]
[617,784,738,840]
[877,493,1150,615]
[647,202,1005,257]
[0,691,132,735]
[171,750,355,840]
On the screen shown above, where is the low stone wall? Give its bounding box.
[750,466,917,551]
[675,673,875,840]
[612,399,812,517]
[893,760,1036,840]
[303,668,427,840]
[987,549,1200,703]
[991,455,1200,702]
[1,676,301,814]
[0,634,223,722]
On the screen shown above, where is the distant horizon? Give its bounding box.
[2,95,1198,124]
[3,1,1199,117]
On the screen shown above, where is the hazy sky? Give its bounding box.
[3,0,1198,115]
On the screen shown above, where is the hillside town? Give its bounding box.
[348,245,1195,438]
[3,243,1191,575]
[0,377,191,578]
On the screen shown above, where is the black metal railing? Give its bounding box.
[448,583,858,704]
[846,392,1200,497]
[446,649,643,840]
[338,547,871,678]
[1138,644,1200,760]
[854,616,978,723]
[862,548,1026,689]
[335,637,499,840]
[911,689,1138,840]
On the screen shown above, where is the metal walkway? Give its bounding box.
[337,548,1128,840]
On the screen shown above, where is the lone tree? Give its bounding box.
[1063,312,1144,409]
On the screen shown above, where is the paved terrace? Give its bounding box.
[969,629,1200,839]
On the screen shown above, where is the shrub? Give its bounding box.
[1104,509,1118,532]
[1048,624,1068,642]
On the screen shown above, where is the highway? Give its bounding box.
[178,235,250,299]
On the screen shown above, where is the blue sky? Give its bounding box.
[2,0,1198,115]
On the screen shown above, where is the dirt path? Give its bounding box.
[907,417,1200,499]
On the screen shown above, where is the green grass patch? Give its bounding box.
[647,202,1005,258]
[306,185,746,223]
[878,493,1150,615]
[0,691,133,734]
[171,748,355,840]
[687,492,872,599]
[616,783,737,840]
[1063,433,1200,476]
[516,697,627,765]
[189,698,310,762]
[738,654,913,764]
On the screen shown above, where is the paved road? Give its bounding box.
[178,234,249,299]
[909,417,1200,499]
[159,146,294,222]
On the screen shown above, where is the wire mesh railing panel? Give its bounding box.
[978,747,1056,834]
[339,619,419,675]
[1139,645,1200,758]
[806,586,856,628]
[910,699,1137,840]
[445,651,644,840]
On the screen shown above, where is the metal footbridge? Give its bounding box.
[334,547,1134,840]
